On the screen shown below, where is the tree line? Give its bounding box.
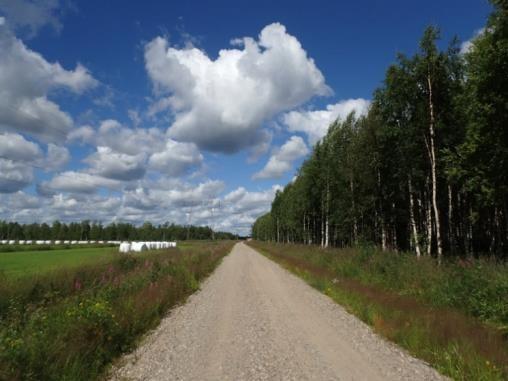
[252,0,507,260]
[0,220,238,241]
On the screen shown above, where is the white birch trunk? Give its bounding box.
[427,73,443,263]
[408,177,421,257]
[426,194,433,257]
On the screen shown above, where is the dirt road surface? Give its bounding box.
[111,242,445,381]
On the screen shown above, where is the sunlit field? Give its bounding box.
[0,246,118,279]
[0,240,235,380]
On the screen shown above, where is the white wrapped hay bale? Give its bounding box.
[0,240,7,244]
[71,240,78,244]
[131,242,148,252]
[44,240,51,244]
[26,240,32,244]
[18,240,26,244]
[98,240,104,244]
[78,240,87,245]
[8,240,15,245]
[54,240,61,244]
[63,240,70,244]
[119,242,131,253]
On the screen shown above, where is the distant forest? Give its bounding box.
[253,1,507,260]
[0,220,238,241]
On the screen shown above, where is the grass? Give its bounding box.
[0,240,235,381]
[0,247,118,279]
[248,240,508,381]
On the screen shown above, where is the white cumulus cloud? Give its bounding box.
[253,136,309,180]
[69,119,204,181]
[144,22,330,153]
[0,159,33,193]
[0,22,97,143]
[0,0,64,37]
[282,98,370,145]
[45,143,69,170]
[0,132,42,161]
[38,171,122,195]
[148,139,203,176]
[84,146,147,181]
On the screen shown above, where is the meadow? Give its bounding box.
[0,240,235,381]
[0,246,118,279]
[248,241,508,381]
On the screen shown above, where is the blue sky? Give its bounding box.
[0,0,492,234]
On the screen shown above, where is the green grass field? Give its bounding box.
[0,246,119,279]
[0,240,235,380]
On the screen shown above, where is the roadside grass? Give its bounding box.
[0,240,235,381]
[248,241,508,381]
[0,247,118,279]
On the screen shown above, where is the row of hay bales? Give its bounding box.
[0,240,121,245]
[119,241,177,253]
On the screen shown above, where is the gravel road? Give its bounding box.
[110,242,446,381]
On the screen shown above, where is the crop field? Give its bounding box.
[0,246,118,279]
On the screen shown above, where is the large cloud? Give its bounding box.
[0,159,33,192]
[282,98,370,145]
[0,132,42,161]
[0,21,97,143]
[70,119,204,180]
[0,0,63,37]
[253,136,309,180]
[148,139,203,176]
[145,22,330,153]
[0,133,40,192]
[85,146,147,181]
[45,143,69,170]
[38,171,122,195]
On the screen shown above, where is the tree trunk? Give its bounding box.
[408,177,421,257]
[303,212,306,245]
[426,191,433,257]
[321,202,325,248]
[325,182,330,248]
[448,184,455,254]
[468,205,474,257]
[427,73,443,264]
[350,177,358,244]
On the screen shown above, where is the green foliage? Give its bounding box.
[253,2,508,258]
[0,220,238,242]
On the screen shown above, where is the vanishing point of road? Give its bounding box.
[111,242,445,381]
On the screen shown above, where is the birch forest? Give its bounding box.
[252,1,508,260]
